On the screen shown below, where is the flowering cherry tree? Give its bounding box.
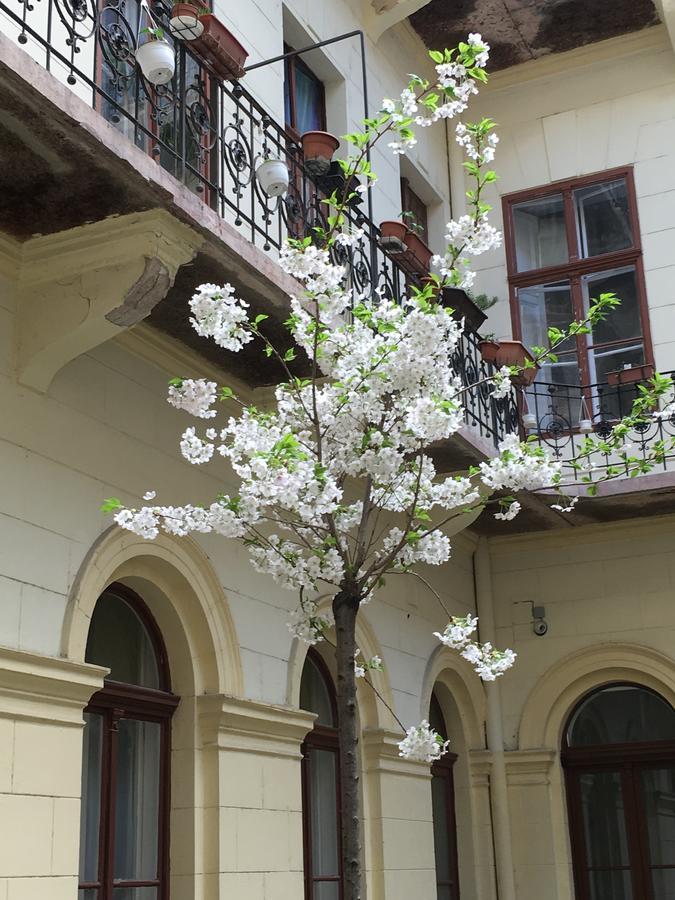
[103,35,671,900]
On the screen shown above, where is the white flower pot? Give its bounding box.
[136,40,175,86]
[256,158,289,197]
[169,13,203,40]
[579,418,593,433]
[522,412,537,430]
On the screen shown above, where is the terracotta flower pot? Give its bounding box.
[478,339,500,365]
[379,221,408,245]
[301,131,340,167]
[606,363,655,386]
[191,14,248,80]
[169,2,204,39]
[440,287,487,333]
[494,340,539,386]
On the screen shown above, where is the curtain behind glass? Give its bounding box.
[114,719,161,883]
[309,748,340,879]
[79,713,103,885]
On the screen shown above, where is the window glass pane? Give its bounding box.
[313,883,340,900]
[114,719,161,882]
[300,656,335,727]
[642,768,675,867]
[79,891,99,900]
[518,281,576,355]
[568,686,675,746]
[580,771,630,868]
[85,590,160,689]
[309,748,340,878]
[583,267,642,347]
[429,693,447,739]
[588,869,633,900]
[79,712,103,884]
[512,193,567,272]
[525,352,582,433]
[575,178,633,258]
[112,889,157,900]
[294,63,324,135]
[431,773,451,884]
[650,868,675,899]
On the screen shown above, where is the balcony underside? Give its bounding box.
[409,0,660,71]
[472,471,675,535]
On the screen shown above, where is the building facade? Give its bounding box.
[0,1,674,899]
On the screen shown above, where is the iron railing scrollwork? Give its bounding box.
[1,0,518,448]
[523,375,675,475]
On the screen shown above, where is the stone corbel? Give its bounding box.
[362,727,433,778]
[16,209,203,392]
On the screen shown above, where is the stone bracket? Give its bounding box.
[16,209,203,392]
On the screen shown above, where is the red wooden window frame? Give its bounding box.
[283,43,327,143]
[401,177,429,245]
[300,649,344,900]
[502,167,654,388]
[562,684,675,900]
[79,584,179,900]
[430,692,460,900]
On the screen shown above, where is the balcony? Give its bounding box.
[0,0,521,465]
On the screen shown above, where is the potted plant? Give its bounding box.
[301,131,340,176]
[401,211,433,273]
[379,220,408,246]
[136,27,175,86]
[169,2,206,40]
[256,157,289,197]
[191,13,248,80]
[606,362,655,386]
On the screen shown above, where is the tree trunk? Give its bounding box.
[333,587,362,900]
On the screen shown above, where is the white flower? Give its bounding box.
[494,500,521,521]
[461,644,517,681]
[287,604,334,645]
[189,283,252,352]
[180,427,214,465]
[143,490,156,501]
[398,720,449,762]
[491,366,512,400]
[434,614,478,649]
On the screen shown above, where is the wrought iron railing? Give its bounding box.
[524,374,675,475]
[0,0,518,448]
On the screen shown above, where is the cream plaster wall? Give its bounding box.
[460,27,675,372]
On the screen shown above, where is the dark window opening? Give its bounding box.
[79,585,178,900]
[284,43,327,140]
[563,684,675,900]
[430,692,460,900]
[300,650,343,900]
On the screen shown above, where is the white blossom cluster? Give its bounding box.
[455,121,499,164]
[354,650,383,679]
[398,720,449,762]
[287,603,334,645]
[434,614,517,681]
[168,378,218,418]
[189,283,253,351]
[480,433,561,492]
[490,366,513,400]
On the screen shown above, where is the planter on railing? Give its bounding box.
[379,221,433,277]
[135,37,176,85]
[479,339,538,386]
[606,363,655,386]
[191,14,248,79]
[440,287,487,333]
[301,131,340,177]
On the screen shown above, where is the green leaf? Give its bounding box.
[101,497,123,513]
[429,49,444,63]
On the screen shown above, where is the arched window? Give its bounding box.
[563,683,675,900]
[429,691,460,900]
[79,584,178,900]
[300,650,342,900]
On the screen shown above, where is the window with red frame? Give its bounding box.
[284,44,327,141]
[503,169,653,392]
[300,650,343,900]
[79,585,178,900]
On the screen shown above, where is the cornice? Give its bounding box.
[362,728,433,778]
[0,645,105,726]
[0,233,21,281]
[505,748,558,785]
[198,693,316,758]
